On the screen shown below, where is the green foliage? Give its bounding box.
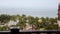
[0,14,11,23]
[0,14,58,30]
[0,26,6,31]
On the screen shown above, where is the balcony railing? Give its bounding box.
[0,28,60,34]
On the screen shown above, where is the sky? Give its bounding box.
[0,0,59,18]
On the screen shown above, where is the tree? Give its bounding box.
[0,14,11,24]
[17,14,27,30]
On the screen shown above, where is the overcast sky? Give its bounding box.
[0,0,59,17]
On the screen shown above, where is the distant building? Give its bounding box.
[24,23,35,30]
[0,19,19,28]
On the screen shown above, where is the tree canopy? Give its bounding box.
[0,14,58,30]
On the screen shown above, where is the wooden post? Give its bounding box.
[57,3,60,30]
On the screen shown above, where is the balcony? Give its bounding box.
[0,28,60,34]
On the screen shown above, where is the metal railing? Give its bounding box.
[0,28,60,34]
